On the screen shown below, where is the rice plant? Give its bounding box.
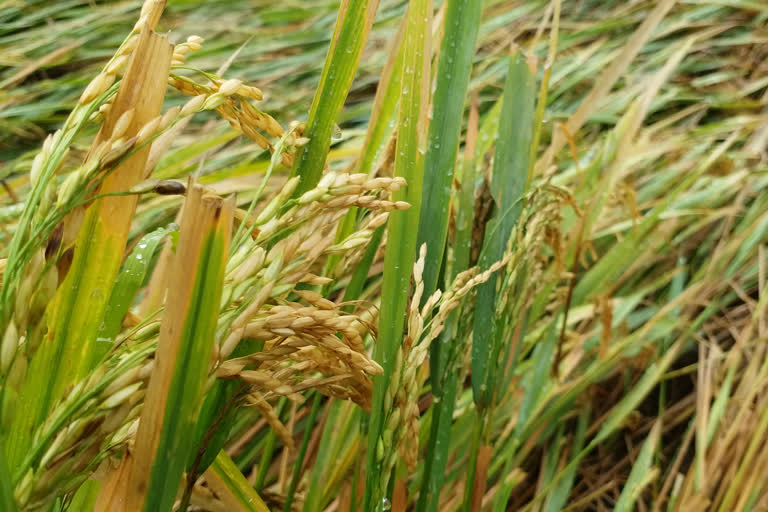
[0,0,766,510]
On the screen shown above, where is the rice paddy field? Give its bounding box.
[0,0,767,510]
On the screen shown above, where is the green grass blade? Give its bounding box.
[303,401,340,512]
[471,53,536,408]
[363,0,432,507]
[292,0,379,194]
[0,445,17,512]
[206,450,269,512]
[614,422,661,512]
[460,410,485,511]
[184,339,263,491]
[284,392,323,512]
[303,402,358,512]
[593,341,682,446]
[356,13,407,177]
[418,93,478,512]
[98,224,174,344]
[416,0,482,299]
[513,319,559,442]
[541,408,589,512]
[706,363,735,447]
[124,187,233,511]
[451,98,480,283]
[492,319,561,511]
[415,368,458,512]
[323,12,407,281]
[67,479,100,512]
[475,98,503,163]
[342,224,384,308]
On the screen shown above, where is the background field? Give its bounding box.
[1,0,767,511]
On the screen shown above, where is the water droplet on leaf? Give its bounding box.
[331,123,343,141]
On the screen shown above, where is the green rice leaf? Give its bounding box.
[416,0,482,299]
[284,392,323,512]
[594,340,682,446]
[292,0,379,194]
[98,224,174,344]
[514,319,559,442]
[0,446,17,512]
[363,0,432,507]
[206,450,269,512]
[124,188,233,511]
[542,408,589,512]
[342,224,384,307]
[614,422,661,512]
[471,53,536,409]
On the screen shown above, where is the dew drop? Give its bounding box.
[380,498,392,511]
[331,123,343,141]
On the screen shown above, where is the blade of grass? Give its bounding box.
[0,446,16,512]
[97,224,175,344]
[614,422,662,512]
[122,184,234,511]
[303,401,354,512]
[472,52,536,409]
[451,93,480,282]
[183,338,264,494]
[513,320,559,444]
[284,392,323,512]
[416,0,482,299]
[205,450,269,512]
[416,367,458,512]
[461,411,484,511]
[67,480,101,512]
[363,0,432,507]
[291,0,380,194]
[302,402,337,512]
[356,11,407,178]
[321,12,407,282]
[492,318,560,511]
[342,224,384,308]
[542,407,589,512]
[416,93,480,512]
[319,427,362,507]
